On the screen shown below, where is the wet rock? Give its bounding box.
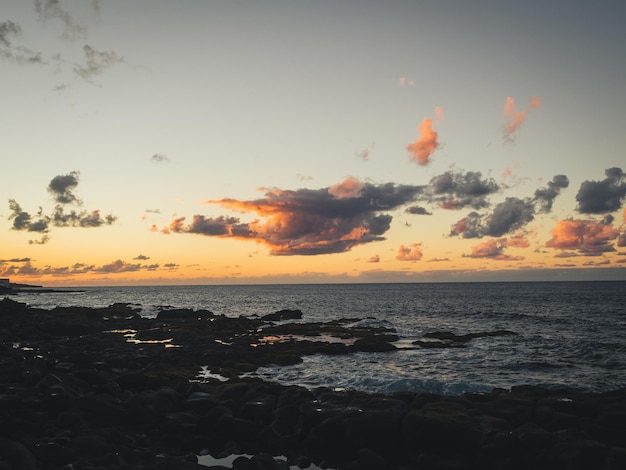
[414,330,515,348]
[157,308,215,320]
[2,297,626,470]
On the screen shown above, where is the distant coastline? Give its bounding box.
[0,278,83,295]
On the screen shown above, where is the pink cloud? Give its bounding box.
[508,232,530,248]
[396,243,423,261]
[328,176,365,199]
[407,116,440,166]
[463,238,525,261]
[503,96,541,142]
[366,255,380,263]
[546,218,619,255]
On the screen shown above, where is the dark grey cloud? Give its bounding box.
[48,171,81,204]
[74,44,123,81]
[428,170,499,210]
[576,167,626,214]
[533,174,569,212]
[134,254,150,261]
[405,206,432,215]
[450,174,569,239]
[51,206,117,227]
[165,179,422,255]
[403,170,498,214]
[8,172,116,243]
[0,20,44,64]
[8,200,50,233]
[451,197,536,239]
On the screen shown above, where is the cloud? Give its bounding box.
[48,171,81,204]
[0,20,44,64]
[396,243,423,261]
[151,153,169,163]
[463,238,524,261]
[502,96,541,142]
[534,174,569,212]
[94,259,158,273]
[8,171,116,243]
[0,258,32,264]
[508,232,531,248]
[576,167,626,214]
[427,170,499,210]
[164,178,423,255]
[74,44,123,81]
[8,200,50,233]
[405,206,432,215]
[398,77,415,86]
[34,0,87,40]
[451,197,536,239]
[134,254,150,260]
[51,206,117,227]
[355,142,375,161]
[366,255,380,263]
[546,218,619,255]
[407,110,441,165]
[0,258,165,277]
[450,174,568,239]
[328,176,365,199]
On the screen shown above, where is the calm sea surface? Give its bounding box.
[10,281,626,396]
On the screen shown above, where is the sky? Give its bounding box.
[1,0,626,286]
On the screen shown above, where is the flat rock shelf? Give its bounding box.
[1,298,625,469]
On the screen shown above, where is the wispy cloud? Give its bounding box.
[74,44,123,81]
[502,96,541,142]
[151,153,170,163]
[34,0,87,40]
[0,20,44,64]
[463,238,524,261]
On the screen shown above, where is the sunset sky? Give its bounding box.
[2,0,626,286]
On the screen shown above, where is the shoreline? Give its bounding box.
[2,297,625,469]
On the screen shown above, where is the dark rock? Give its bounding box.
[351,335,398,352]
[261,309,303,322]
[157,308,215,320]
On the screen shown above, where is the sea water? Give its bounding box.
[9,281,626,395]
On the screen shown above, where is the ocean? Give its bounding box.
[9,281,626,396]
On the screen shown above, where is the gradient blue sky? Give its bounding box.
[1,0,625,285]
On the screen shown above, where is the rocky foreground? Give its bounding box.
[1,298,625,470]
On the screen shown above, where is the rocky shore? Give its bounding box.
[1,297,625,470]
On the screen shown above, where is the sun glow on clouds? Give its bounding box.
[407,108,442,166]
[162,177,423,256]
[502,96,541,142]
